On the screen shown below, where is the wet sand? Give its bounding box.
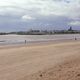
[0,40,80,80]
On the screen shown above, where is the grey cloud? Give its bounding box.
[0,0,80,31]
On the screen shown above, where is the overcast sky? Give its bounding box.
[0,0,80,32]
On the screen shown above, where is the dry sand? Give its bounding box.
[0,40,80,80]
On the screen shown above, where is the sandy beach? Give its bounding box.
[0,40,80,80]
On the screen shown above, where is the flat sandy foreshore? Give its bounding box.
[0,40,80,80]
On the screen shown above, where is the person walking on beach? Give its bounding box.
[75,37,77,40]
[25,40,26,44]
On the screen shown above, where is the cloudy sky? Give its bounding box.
[0,0,80,32]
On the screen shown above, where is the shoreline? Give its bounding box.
[0,34,80,47]
[0,39,78,49]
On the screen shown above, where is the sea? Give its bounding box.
[0,34,80,45]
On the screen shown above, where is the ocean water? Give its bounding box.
[0,34,80,45]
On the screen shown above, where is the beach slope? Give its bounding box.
[0,41,80,80]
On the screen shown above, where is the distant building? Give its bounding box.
[68,27,73,31]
